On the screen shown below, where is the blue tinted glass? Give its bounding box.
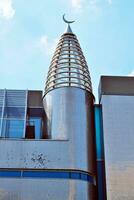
[0,107,2,117]
[5,90,26,107]
[94,106,104,160]
[23,171,42,178]
[80,173,88,181]
[70,172,80,179]
[29,118,41,139]
[56,172,69,178]
[0,170,95,185]
[87,174,94,184]
[97,161,106,200]
[0,119,1,133]
[23,171,69,178]
[0,171,21,177]
[4,107,25,119]
[2,119,24,138]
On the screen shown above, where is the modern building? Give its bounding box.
[98,76,134,200]
[0,18,133,200]
[0,19,97,200]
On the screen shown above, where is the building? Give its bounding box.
[0,90,45,139]
[0,19,97,200]
[98,76,134,200]
[0,18,133,200]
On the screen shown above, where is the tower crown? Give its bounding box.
[45,16,92,95]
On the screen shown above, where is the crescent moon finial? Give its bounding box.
[63,14,75,24]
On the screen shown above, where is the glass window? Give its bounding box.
[5,90,27,107]
[0,107,2,118]
[28,118,42,139]
[2,119,24,138]
[70,172,80,179]
[4,107,25,119]
[0,119,1,132]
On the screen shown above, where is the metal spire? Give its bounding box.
[63,14,75,33]
[44,15,92,95]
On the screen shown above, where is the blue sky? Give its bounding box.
[0,0,134,100]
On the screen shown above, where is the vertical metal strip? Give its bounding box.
[23,89,28,138]
[0,89,6,137]
[94,105,106,200]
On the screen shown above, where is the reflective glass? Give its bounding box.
[0,171,21,177]
[0,119,1,133]
[0,90,4,107]
[70,172,80,179]
[94,106,104,160]
[23,171,69,178]
[4,107,25,119]
[2,119,24,138]
[0,169,95,185]
[29,118,41,139]
[0,107,2,118]
[5,90,26,107]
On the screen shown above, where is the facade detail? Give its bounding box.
[99,76,134,200]
[45,23,92,95]
[0,89,45,139]
[43,20,97,199]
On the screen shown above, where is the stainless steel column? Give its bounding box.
[43,22,97,199]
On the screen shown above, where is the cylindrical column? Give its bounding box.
[43,87,96,174]
[43,22,97,199]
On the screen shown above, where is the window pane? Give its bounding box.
[4,107,25,119]
[0,119,1,133]
[28,118,41,139]
[2,119,24,138]
[5,90,27,107]
[0,107,2,118]
[70,172,80,179]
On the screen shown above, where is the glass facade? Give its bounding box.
[0,89,97,197]
[0,169,94,183]
[2,119,25,138]
[0,89,44,139]
[94,105,106,200]
[0,90,27,138]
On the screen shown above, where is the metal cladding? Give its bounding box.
[44,25,92,95]
[43,22,97,199]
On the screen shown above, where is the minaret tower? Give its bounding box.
[45,15,92,96]
[43,15,97,199]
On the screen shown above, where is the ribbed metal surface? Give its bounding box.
[0,89,27,138]
[5,90,27,107]
[43,25,97,199]
[0,90,4,107]
[45,32,92,94]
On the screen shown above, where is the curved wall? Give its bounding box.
[43,87,96,174]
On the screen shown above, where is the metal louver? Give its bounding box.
[45,25,92,95]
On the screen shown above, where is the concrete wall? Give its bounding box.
[0,178,93,200]
[100,76,134,200]
[0,139,90,170]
